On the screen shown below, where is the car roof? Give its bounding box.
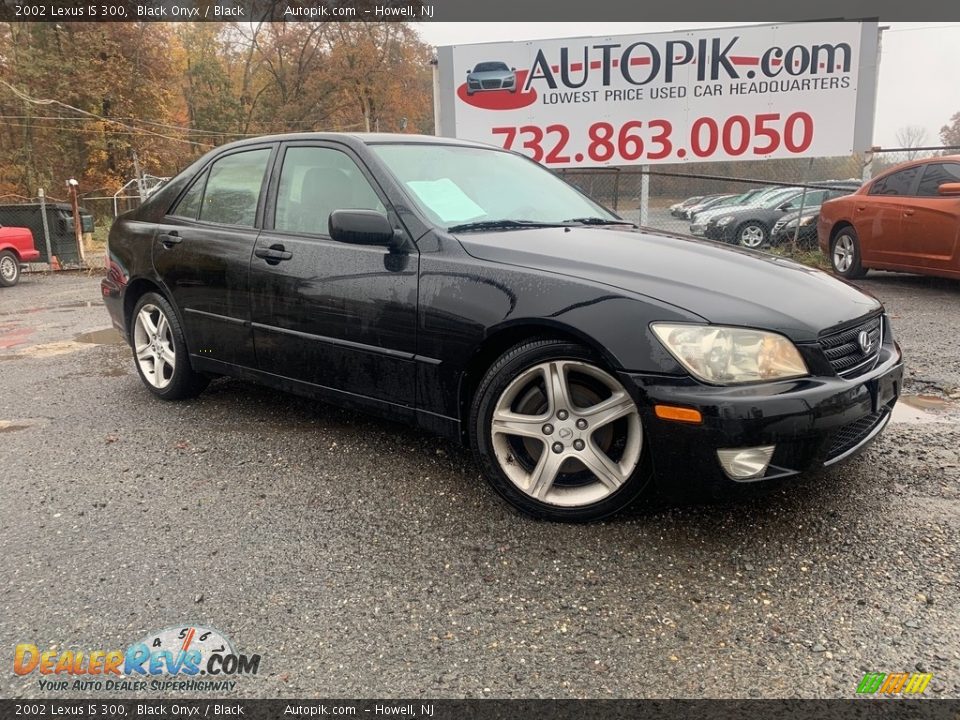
[212,132,497,154]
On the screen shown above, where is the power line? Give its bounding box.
[0,79,213,147]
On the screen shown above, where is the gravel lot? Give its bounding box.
[1,270,958,700]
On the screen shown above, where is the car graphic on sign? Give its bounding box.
[466,61,517,95]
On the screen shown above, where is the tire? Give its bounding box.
[130,292,209,400]
[0,250,20,287]
[736,222,768,249]
[470,338,651,522]
[830,226,867,279]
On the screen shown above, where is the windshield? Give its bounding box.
[473,62,509,72]
[372,143,616,229]
[760,189,800,208]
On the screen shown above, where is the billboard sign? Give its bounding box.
[435,22,879,167]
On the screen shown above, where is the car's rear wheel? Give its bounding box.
[831,227,867,279]
[471,339,650,522]
[131,292,208,400]
[736,222,767,248]
[0,250,20,287]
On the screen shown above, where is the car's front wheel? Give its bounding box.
[831,226,867,279]
[471,339,650,522]
[0,250,20,287]
[736,222,768,248]
[131,292,209,400]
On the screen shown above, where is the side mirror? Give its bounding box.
[511,67,516,71]
[466,68,472,75]
[778,203,792,211]
[938,182,960,196]
[329,210,396,247]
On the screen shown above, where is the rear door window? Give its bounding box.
[198,149,272,227]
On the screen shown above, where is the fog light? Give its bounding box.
[716,446,776,481]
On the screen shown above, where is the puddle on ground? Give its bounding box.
[891,394,958,425]
[75,328,123,345]
[0,300,99,318]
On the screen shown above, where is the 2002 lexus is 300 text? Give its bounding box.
[101,134,903,522]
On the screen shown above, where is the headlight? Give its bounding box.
[783,219,799,229]
[652,323,809,384]
[717,215,735,226]
[798,215,816,226]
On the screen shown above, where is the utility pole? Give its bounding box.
[37,187,54,266]
[132,149,146,200]
[67,178,85,266]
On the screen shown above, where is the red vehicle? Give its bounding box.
[0,226,40,287]
[819,155,960,280]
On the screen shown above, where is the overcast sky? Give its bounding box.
[414,22,960,149]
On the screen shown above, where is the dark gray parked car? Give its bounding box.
[466,61,517,94]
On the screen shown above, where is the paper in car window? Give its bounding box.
[405,179,485,223]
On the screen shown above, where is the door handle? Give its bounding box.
[903,209,915,216]
[254,244,293,265]
[855,206,866,212]
[158,232,182,247]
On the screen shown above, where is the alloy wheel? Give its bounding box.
[490,360,642,507]
[833,234,855,273]
[0,255,16,282]
[133,304,176,389]
[739,224,765,248]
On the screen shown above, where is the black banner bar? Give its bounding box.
[1,0,960,21]
[1,700,960,720]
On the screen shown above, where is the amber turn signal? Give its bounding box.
[654,405,703,423]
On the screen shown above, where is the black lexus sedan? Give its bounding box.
[101,134,903,522]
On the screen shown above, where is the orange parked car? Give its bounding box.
[818,155,960,280]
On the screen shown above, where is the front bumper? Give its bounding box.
[621,339,903,501]
[704,223,735,242]
[772,224,817,247]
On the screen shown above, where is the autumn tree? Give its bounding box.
[0,20,434,198]
[941,111,960,147]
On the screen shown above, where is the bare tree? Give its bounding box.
[896,125,929,160]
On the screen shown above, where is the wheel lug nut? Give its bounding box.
[542,424,554,435]
[573,439,585,451]
[552,442,564,454]
[576,418,588,430]
[557,409,569,420]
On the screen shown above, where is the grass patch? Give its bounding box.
[767,245,830,271]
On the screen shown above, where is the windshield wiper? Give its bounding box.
[447,219,568,233]
[562,217,637,227]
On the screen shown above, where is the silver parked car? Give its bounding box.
[466,61,517,95]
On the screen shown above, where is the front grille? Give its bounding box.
[826,409,888,461]
[481,80,501,89]
[818,315,882,379]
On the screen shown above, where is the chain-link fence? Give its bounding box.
[558,146,959,250]
[0,195,95,266]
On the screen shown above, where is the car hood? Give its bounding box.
[455,227,880,342]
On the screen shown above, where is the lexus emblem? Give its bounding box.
[858,330,873,354]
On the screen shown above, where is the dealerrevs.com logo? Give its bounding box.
[14,625,261,692]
